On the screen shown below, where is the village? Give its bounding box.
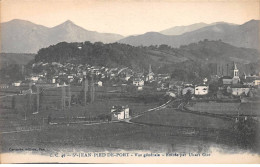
[0,60,260,121]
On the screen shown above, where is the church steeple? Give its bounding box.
[148,64,152,74]
[233,62,239,79]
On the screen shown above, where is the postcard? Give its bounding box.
[0,0,260,164]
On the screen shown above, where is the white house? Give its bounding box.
[12,81,22,87]
[97,81,103,87]
[133,78,144,86]
[111,105,130,120]
[195,85,209,95]
[230,86,251,96]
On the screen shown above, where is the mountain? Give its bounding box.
[1,19,124,53]
[160,23,209,35]
[119,20,260,50]
[159,22,236,35]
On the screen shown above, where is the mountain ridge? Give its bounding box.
[119,20,260,50]
[1,19,124,53]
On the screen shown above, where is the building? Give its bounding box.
[227,85,251,96]
[97,81,103,87]
[12,81,22,87]
[133,78,144,86]
[111,105,130,121]
[232,63,240,84]
[242,73,260,87]
[145,64,154,82]
[195,85,209,95]
[222,76,233,85]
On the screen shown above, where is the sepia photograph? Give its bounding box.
[0,0,259,164]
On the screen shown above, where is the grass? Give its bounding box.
[0,121,242,153]
[186,102,260,116]
[132,108,235,130]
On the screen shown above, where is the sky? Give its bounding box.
[1,0,259,36]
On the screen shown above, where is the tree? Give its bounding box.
[184,89,192,103]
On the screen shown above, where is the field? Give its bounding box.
[0,120,245,154]
[186,102,260,116]
[1,87,259,155]
[132,108,235,130]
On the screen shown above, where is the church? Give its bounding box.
[221,63,240,86]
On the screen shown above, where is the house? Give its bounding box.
[31,76,38,81]
[156,74,171,81]
[51,78,56,84]
[97,81,103,87]
[228,85,251,96]
[111,105,130,121]
[12,81,22,87]
[133,78,144,86]
[242,74,260,87]
[195,85,209,95]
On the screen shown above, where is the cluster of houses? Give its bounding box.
[6,62,172,93]
[3,61,260,100]
[169,63,260,98]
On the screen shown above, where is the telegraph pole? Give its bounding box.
[221,65,224,76]
[227,64,229,76]
[61,86,66,111]
[33,86,40,114]
[84,78,88,106]
[68,84,71,109]
[91,76,95,103]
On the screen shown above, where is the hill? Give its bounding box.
[0,53,35,69]
[119,20,260,50]
[1,19,124,53]
[34,40,259,72]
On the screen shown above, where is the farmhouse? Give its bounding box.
[242,74,260,87]
[195,85,209,95]
[12,81,22,87]
[97,81,103,87]
[228,85,251,96]
[133,78,144,86]
[111,105,130,121]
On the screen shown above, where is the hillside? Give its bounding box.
[119,20,260,50]
[33,40,259,72]
[34,42,157,71]
[1,19,124,53]
[0,53,35,69]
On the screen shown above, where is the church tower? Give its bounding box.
[233,63,239,79]
[232,63,240,84]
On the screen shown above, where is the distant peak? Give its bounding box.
[246,19,260,23]
[4,19,33,24]
[54,20,77,28]
[64,20,74,24]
